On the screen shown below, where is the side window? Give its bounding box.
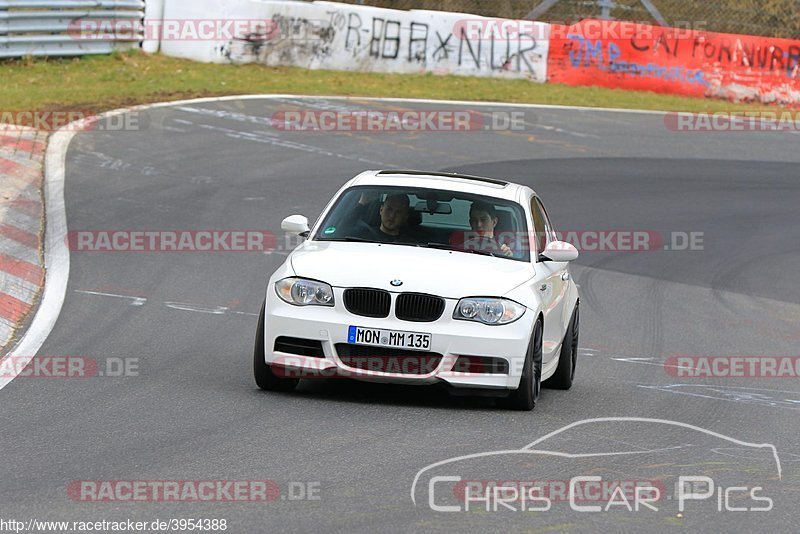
[530,197,550,258]
[535,198,556,243]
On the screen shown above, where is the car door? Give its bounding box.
[530,196,569,364]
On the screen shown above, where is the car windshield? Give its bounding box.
[313,186,531,262]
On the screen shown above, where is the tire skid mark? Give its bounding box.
[709,252,800,342]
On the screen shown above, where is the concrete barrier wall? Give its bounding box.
[157,1,800,104]
[159,0,550,82]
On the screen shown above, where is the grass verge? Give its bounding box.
[0,49,780,120]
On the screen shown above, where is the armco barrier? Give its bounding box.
[0,0,145,58]
[159,0,550,82]
[547,19,800,105]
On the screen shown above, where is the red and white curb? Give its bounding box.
[0,125,46,353]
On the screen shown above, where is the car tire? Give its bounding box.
[254,299,299,392]
[546,304,579,390]
[503,319,543,411]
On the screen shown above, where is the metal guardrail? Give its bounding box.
[0,0,145,58]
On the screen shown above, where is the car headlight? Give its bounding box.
[453,297,526,325]
[275,277,335,307]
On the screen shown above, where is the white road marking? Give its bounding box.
[164,302,228,315]
[162,302,258,317]
[175,105,280,127]
[231,310,259,317]
[611,356,694,372]
[252,130,279,137]
[74,290,147,306]
[75,289,258,317]
[186,98,601,140]
[639,384,800,412]
[262,95,668,115]
[531,122,599,139]
[179,117,390,166]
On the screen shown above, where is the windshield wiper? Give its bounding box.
[425,242,501,257]
[327,236,423,247]
[324,236,378,243]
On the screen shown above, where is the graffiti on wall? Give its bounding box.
[548,20,800,104]
[218,4,549,81]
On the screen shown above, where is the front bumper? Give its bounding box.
[262,287,533,390]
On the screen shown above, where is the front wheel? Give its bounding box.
[503,319,543,411]
[547,304,579,390]
[254,299,299,392]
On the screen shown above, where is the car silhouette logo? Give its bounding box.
[390,280,403,287]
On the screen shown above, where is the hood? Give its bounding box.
[289,241,534,299]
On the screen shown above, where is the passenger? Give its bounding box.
[452,200,514,257]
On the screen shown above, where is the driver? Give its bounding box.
[377,193,411,237]
[349,193,413,241]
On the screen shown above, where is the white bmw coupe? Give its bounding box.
[254,170,580,410]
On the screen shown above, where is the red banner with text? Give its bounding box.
[548,20,800,105]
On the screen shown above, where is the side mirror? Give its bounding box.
[281,215,310,236]
[539,241,579,262]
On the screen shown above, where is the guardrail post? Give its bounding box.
[142,0,165,53]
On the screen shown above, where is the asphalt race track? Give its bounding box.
[2,97,799,532]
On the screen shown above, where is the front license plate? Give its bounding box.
[348,326,431,351]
